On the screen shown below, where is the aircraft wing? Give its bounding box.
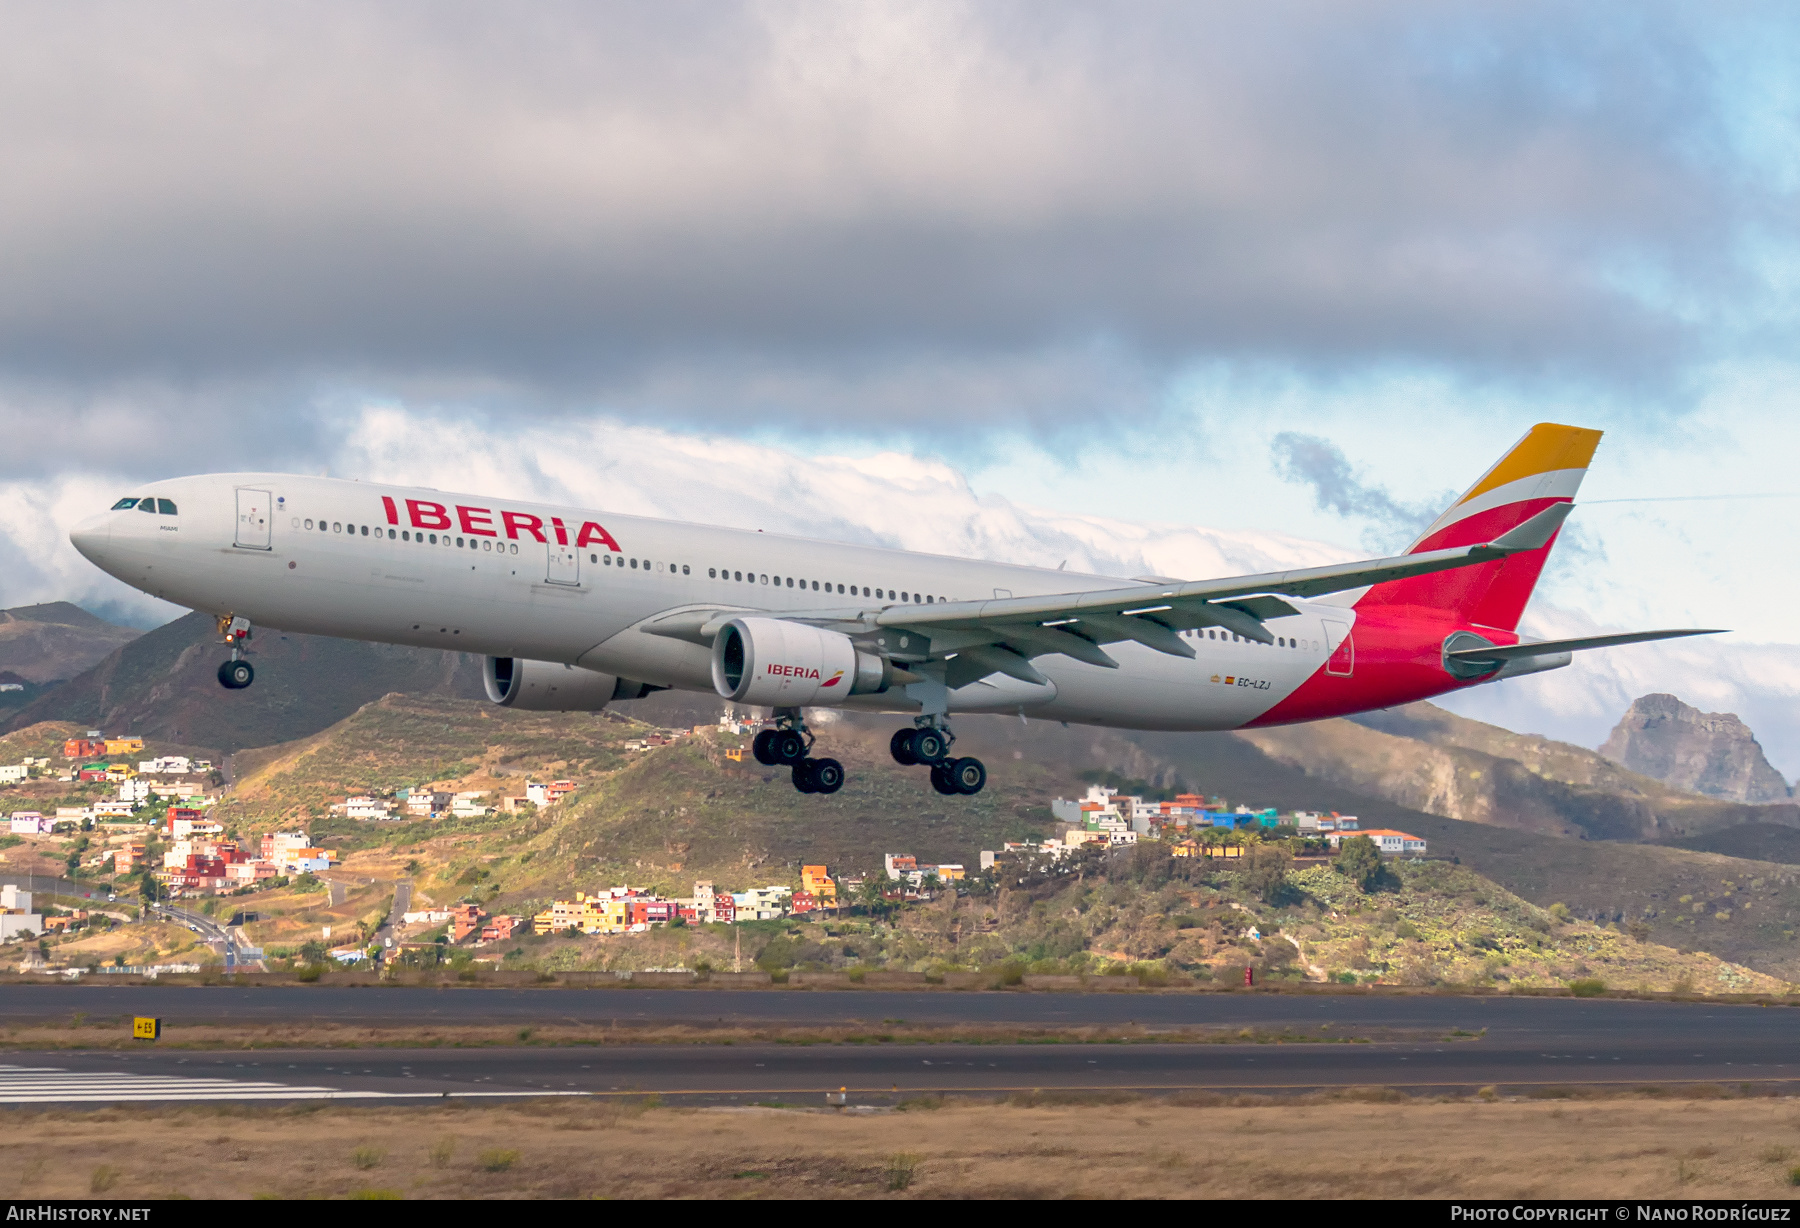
[642,503,1591,690]
[741,502,1568,688]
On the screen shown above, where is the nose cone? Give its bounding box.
[69,513,111,564]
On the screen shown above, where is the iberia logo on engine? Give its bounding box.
[767,664,821,680]
[819,670,845,688]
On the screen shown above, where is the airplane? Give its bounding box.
[68,422,1717,798]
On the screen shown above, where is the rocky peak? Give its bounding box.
[1599,693,1792,803]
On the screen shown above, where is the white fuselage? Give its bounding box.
[70,473,1352,731]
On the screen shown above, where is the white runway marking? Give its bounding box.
[0,1062,385,1103]
[0,1063,596,1103]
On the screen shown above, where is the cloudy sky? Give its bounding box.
[4,2,1799,770]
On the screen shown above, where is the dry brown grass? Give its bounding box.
[5,1093,1800,1198]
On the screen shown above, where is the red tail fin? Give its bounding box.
[1356,423,1602,632]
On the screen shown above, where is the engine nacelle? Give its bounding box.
[484,657,653,711]
[710,617,892,707]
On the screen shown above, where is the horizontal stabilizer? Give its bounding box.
[1446,628,1726,663]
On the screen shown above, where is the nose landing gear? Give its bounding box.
[216,614,254,690]
[753,709,843,795]
[890,721,986,795]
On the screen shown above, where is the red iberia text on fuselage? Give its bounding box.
[380,496,622,551]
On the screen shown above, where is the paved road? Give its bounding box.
[11,1031,1800,1105]
[149,904,258,970]
[0,985,1794,1042]
[3,989,1798,1102]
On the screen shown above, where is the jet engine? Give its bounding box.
[710,616,892,706]
[484,657,655,711]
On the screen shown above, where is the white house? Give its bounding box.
[0,884,41,940]
[1325,828,1426,855]
[8,812,49,834]
[0,765,28,785]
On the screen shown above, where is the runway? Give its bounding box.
[9,1033,1800,1106]
[2,984,1794,1040]
[0,987,1797,1104]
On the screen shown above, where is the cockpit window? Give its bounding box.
[111,498,138,510]
[156,499,177,515]
[138,499,157,514]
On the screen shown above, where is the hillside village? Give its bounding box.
[1,693,1789,998]
[0,599,1796,991]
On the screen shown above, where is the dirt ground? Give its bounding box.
[8,1092,1800,1199]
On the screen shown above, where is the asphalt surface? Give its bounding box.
[12,1032,1800,1104]
[0,988,1796,1103]
[0,984,1792,1037]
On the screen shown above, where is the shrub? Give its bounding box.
[885,1152,920,1191]
[429,1136,456,1168]
[1393,920,1420,940]
[1788,1167,1800,1188]
[90,1165,120,1194]
[350,1189,401,1200]
[352,1146,385,1170]
[1333,837,1384,892]
[1548,902,1572,923]
[295,966,321,983]
[480,1149,519,1172]
[1567,978,1606,998]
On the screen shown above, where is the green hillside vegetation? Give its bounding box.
[124,691,1800,989]
[316,836,1784,995]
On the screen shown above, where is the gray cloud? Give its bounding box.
[1270,430,1446,548]
[0,0,1787,460]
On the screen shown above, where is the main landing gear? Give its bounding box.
[216,614,254,690]
[890,722,986,796]
[752,709,843,795]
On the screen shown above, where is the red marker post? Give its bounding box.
[1244,966,1254,988]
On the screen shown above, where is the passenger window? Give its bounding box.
[786,577,793,587]
[682,565,689,576]
[388,529,396,539]
[709,568,716,578]
[429,534,437,544]
[111,498,138,510]
[589,553,596,563]
[734,571,742,581]
[157,499,177,515]
[305,519,314,530]
[630,558,638,569]
[332,522,341,532]
[361,525,369,536]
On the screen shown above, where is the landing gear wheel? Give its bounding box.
[217,660,254,690]
[752,729,780,766]
[929,761,960,795]
[890,728,918,766]
[810,757,844,794]
[948,756,986,795]
[909,727,950,764]
[791,759,818,793]
[773,729,807,765]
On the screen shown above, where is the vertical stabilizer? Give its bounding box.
[1356,423,1601,632]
